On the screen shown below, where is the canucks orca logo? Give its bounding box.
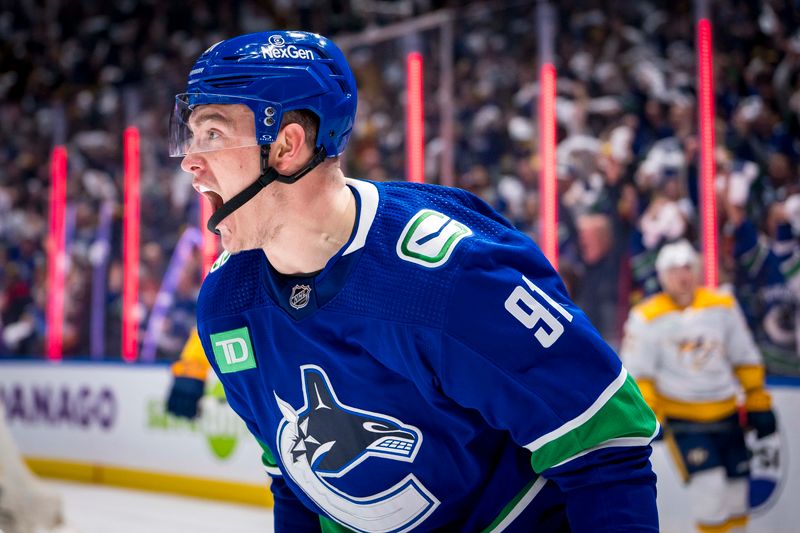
[274,365,439,532]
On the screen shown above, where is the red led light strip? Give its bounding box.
[538,63,558,270]
[697,18,718,287]
[122,127,141,362]
[46,146,67,360]
[406,51,425,183]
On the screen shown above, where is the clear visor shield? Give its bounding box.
[168,94,266,157]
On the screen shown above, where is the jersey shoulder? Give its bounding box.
[632,293,679,322]
[632,287,736,323]
[370,182,558,318]
[692,286,736,310]
[326,181,521,328]
[197,249,271,321]
[376,181,522,270]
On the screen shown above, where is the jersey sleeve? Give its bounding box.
[619,309,660,380]
[725,302,772,412]
[440,235,658,471]
[438,234,659,529]
[618,308,662,416]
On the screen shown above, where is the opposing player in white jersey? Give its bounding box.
[621,240,778,533]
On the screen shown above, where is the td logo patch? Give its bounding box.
[211,327,256,374]
[396,209,472,268]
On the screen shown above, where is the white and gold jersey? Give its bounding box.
[621,287,770,422]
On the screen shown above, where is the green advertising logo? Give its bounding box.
[203,381,237,459]
[148,378,246,460]
[211,327,256,374]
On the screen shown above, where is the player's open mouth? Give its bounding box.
[198,185,224,213]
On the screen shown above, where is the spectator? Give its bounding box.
[0,0,798,370]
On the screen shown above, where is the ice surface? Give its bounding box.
[47,480,274,533]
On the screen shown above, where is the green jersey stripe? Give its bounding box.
[482,476,547,533]
[524,367,628,453]
[320,516,355,533]
[528,373,658,472]
[256,438,277,465]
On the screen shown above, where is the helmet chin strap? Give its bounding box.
[206,144,327,235]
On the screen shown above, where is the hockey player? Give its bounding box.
[171,30,659,531]
[620,239,777,533]
[0,411,64,533]
[166,329,211,419]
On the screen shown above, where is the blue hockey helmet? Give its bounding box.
[169,30,357,158]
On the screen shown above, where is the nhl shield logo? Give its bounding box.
[290,284,312,310]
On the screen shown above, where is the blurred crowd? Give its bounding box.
[1,0,799,374]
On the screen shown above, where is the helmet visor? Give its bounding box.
[168,94,265,157]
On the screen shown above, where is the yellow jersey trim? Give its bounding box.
[634,287,735,322]
[734,364,765,391]
[697,515,748,533]
[634,293,680,322]
[659,395,738,422]
[692,287,736,311]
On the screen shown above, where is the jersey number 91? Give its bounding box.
[504,276,571,348]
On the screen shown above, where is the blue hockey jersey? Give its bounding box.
[196,179,659,532]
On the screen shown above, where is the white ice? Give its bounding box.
[47,480,275,533]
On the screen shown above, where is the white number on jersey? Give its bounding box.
[504,275,573,348]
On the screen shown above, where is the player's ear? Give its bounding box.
[273,123,308,173]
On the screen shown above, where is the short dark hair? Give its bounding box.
[282,110,320,150]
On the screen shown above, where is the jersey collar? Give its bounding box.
[342,178,378,256]
[261,179,379,320]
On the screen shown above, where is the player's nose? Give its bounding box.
[181,152,206,175]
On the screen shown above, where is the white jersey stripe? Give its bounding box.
[524,367,628,453]
[548,422,661,469]
[489,476,548,533]
[343,178,379,256]
[521,275,573,321]
[264,465,282,477]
